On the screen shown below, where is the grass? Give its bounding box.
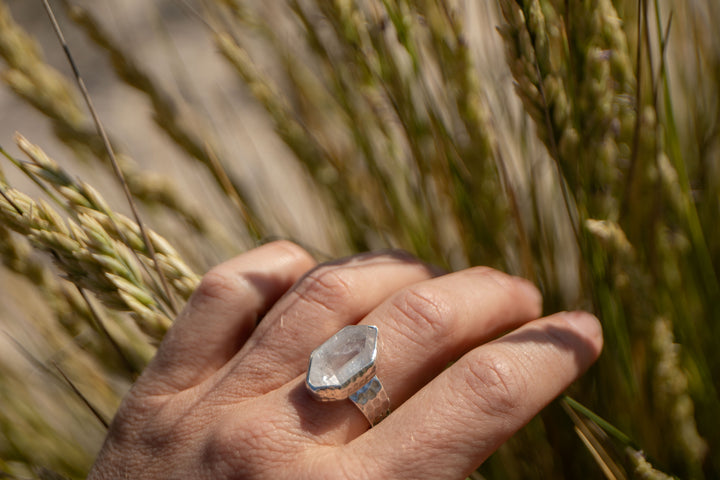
[0,0,718,478]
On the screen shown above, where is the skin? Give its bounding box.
[88,240,603,480]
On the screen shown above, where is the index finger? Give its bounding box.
[139,241,316,395]
[345,311,603,479]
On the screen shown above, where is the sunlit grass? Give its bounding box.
[0,0,718,478]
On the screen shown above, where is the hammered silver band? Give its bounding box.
[349,375,390,426]
[305,325,391,427]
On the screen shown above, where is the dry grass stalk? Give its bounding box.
[1,0,719,478]
[214,1,516,268]
[651,317,708,468]
[0,136,202,341]
[627,448,676,480]
[0,2,217,238]
[498,0,715,475]
[0,183,170,340]
[215,29,389,252]
[0,2,84,128]
[498,0,636,219]
[14,134,201,300]
[0,225,128,369]
[63,2,264,240]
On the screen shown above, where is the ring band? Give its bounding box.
[349,375,390,425]
[306,325,390,426]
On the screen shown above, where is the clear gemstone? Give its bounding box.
[307,325,377,394]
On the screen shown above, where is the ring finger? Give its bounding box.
[267,266,543,442]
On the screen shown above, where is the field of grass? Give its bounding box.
[0,0,718,478]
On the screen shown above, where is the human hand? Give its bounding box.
[88,241,602,479]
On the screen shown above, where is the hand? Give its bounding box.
[88,241,602,479]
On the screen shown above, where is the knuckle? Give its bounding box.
[462,351,527,418]
[117,397,190,456]
[203,426,238,476]
[192,241,315,310]
[472,267,537,301]
[203,415,292,477]
[468,267,542,317]
[471,266,516,290]
[389,285,452,340]
[193,268,237,307]
[310,447,372,480]
[109,392,164,440]
[293,265,355,312]
[270,240,316,268]
[204,419,259,475]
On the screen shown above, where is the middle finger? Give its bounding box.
[210,252,437,401]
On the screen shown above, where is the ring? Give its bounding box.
[305,325,390,426]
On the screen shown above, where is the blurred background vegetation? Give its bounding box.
[0,0,718,478]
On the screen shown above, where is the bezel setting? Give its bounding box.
[306,325,379,401]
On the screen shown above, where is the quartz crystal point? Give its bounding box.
[306,325,378,400]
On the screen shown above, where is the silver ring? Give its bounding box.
[305,325,390,426]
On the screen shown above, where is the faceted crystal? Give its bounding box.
[307,325,378,398]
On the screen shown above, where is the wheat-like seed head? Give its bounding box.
[14,134,201,298]
[1,0,717,477]
[0,4,219,239]
[0,3,85,127]
[65,2,262,240]
[627,448,676,480]
[0,179,173,341]
[498,0,637,220]
[651,317,708,464]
